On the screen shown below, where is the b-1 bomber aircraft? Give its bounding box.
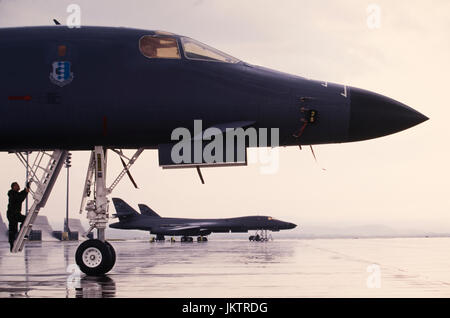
[110,198,297,242]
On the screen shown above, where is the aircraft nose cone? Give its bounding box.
[285,222,297,229]
[348,88,428,142]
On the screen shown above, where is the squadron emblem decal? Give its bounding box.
[49,61,74,87]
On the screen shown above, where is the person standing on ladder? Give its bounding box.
[7,181,30,252]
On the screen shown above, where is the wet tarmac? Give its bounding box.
[1,237,450,298]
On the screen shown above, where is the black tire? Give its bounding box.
[104,241,116,274]
[75,239,114,276]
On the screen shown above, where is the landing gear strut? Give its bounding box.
[76,146,143,275]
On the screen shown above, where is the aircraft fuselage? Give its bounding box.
[0,26,427,151]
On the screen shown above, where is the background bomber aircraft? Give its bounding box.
[0,25,428,276]
[110,198,297,242]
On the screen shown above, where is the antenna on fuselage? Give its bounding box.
[53,19,61,25]
[196,166,205,184]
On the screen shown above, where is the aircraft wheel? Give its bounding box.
[75,239,114,276]
[202,237,208,242]
[249,236,255,241]
[181,237,186,242]
[197,236,202,242]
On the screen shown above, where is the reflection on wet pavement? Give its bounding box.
[1,238,450,297]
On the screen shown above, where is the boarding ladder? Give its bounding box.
[12,150,68,253]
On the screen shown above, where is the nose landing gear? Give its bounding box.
[76,147,143,275]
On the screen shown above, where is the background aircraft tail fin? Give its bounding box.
[112,198,140,220]
[138,204,161,218]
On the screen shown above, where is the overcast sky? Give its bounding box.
[0,0,448,232]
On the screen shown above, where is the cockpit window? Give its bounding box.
[139,35,181,59]
[180,37,240,63]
